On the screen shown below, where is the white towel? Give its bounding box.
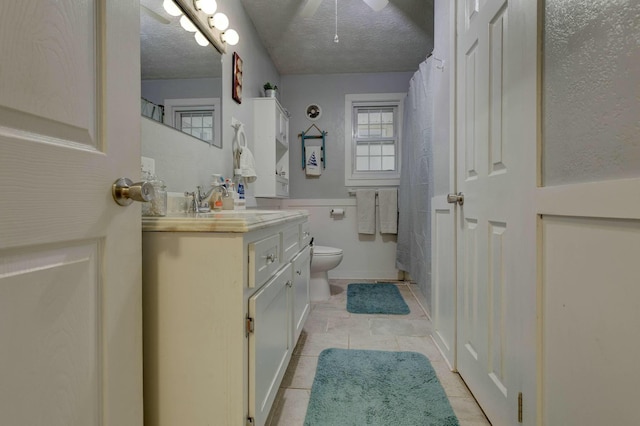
[378,188,398,234]
[236,124,257,182]
[356,189,376,235]
[305,146,322,176]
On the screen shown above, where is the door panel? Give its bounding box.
[292,246,311,345]
[249,263,292,426]
[455,0,537,424]
[431,197,456,367]
[0,0,142,424]
[541,216,640,425]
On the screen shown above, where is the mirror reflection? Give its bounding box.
[140,0,223,148]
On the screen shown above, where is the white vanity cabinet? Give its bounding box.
[142,211,310,426]
[252,98,289,198]
[291,245,311,344]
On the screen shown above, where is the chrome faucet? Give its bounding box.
[185,185,228,213]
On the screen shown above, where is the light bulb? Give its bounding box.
[210,12,229,31]
[222,29,239,46]
[162,0,182,16]
[195,31,210,46]
[180,15,197,32]
[194,0,217,14]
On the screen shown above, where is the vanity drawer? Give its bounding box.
[300,221,311,247]
[281,225,301,263]
[248,234,281,288]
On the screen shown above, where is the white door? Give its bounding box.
[431,0,458,369]
[0,1,143,425]
[455,0,537,424]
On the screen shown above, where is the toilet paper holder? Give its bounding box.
[330,208,344,217]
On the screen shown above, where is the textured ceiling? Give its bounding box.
[140,0,433,79]
[140,0,222,80]
[240,0,434,75]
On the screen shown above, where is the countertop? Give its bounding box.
[142,209,309,233]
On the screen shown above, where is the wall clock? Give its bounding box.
[305,103,322,121]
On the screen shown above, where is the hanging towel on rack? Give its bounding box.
[378,188,398,234]
[305,146,322,176]
[236,123,257,182]
[356,189,376,235]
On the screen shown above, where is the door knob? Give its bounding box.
[447,192,464,206]
[112,178,155,206]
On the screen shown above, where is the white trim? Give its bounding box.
[344,93,405,187]
[163,97,222,148]
[537,177,640,219]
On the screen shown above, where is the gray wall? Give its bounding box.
[141,77,222,106]
[280,72,413,199]
[432,0,451,196]
[543,0,640,186]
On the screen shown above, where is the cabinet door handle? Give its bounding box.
[296,270,302,275]
[265,253,277,263]
[286,280,292,288]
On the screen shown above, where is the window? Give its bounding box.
[345,93,405,186]
[176,110,214,143]
[163,98,222,148]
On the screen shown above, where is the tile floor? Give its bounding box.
[266,280,491,426]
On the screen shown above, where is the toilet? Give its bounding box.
[310,245,343,301]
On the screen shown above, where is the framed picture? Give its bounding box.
[232,52,243,104]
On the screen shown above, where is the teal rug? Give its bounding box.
[347,283,410,315]
[304,348,459,425]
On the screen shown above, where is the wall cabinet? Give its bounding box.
[142,213,310,426]
[253,98,289,198]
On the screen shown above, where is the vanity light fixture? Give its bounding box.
[194,30,210,46]
[162,0,182,16]
[180,15,198,32]
[193,0,217,14]
[221,29,239,46]
[209,12,229,31]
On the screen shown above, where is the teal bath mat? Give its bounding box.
[347,283,410,315]
[304,348,459,426]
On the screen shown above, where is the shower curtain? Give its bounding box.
[396,57,435,309]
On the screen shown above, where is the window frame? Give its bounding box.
[163,97,222,148]
[344,93,405,187]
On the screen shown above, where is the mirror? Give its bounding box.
[140,0,223,148]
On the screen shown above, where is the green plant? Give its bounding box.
[263,82,278,91]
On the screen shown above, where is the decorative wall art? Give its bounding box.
[232,52,243,104]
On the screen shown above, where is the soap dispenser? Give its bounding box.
[209,174,224,211]
[222,178,234,210]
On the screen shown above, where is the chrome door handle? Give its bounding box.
[265,253,277,263]
[112,178,155,206]
[447,192,464,206]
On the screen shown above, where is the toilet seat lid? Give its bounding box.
[313,245,343,256]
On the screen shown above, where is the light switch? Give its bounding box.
[141,156,155,176]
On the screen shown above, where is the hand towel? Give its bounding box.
[378,188,398,234]
[236,124,257,182]
[356,189,376,235]
[305,146,322,176]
